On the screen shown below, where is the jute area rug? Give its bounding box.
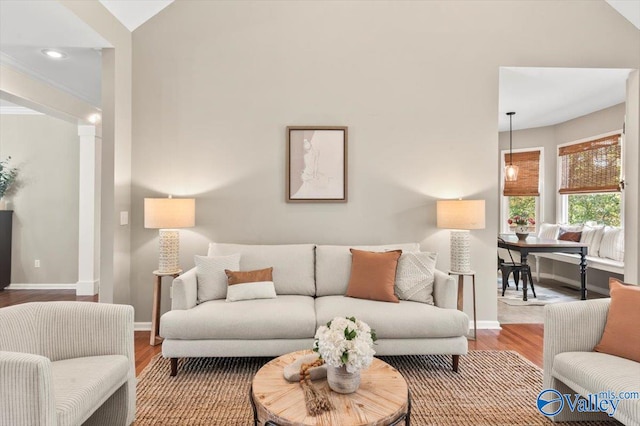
[135,351,618,425]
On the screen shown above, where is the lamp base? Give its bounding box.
[450,230,472,274]
[158,229,181,274]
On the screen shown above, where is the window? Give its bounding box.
[501,149,542,233]
[558,133,622,226]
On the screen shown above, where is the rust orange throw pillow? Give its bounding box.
[345,249,402,303]
[594,278,640,362]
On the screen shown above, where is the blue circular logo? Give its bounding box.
[537,389,564,417]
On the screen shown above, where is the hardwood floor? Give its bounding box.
[0,289,545,377]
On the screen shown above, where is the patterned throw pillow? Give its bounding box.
[224,267,277,302]
[195,254,241,303]
[537,223,559,240]
[580,225,605,257]
[394,252,437,305]
[599,227,624,261]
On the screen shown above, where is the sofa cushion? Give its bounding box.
[346,249,402,303]
[195,254,240,303]
[552,352,640,422]
[316,243,420,297]
[52,355,129,426]
[315,295,468,339]
[161,295,316,339]
[208,243,315,296]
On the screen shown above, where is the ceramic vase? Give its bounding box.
[515,225,529,241]
[326,365,360,394]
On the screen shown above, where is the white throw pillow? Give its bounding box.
[195,254,241,303]
[226,281,277,302]
[394,252,437,305]
[599,227,624,261]
[537,223,559,240]
[580,225,605,257]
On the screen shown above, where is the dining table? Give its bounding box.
[498,234,589,301]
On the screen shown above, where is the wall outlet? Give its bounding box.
[35,260,40,268]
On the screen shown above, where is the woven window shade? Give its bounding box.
[503,150,540,196]
[558,134,621,195]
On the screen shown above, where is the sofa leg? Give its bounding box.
[452,355,459,372]
[170,358,178,376]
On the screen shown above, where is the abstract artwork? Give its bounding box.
[286,126,348,202]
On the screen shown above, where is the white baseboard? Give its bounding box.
[7,283,76,290]
[76,280,99,296]
[538,272,610,296]
[135,322,152,331]
[472,320,502,330]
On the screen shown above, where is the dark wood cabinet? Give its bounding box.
[0,211,12,290]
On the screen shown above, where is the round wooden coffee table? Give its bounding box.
[251,350,410,425]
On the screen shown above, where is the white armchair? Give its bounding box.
[0,301,135,426]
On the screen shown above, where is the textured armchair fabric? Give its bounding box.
[543,299,640,424]
[0,302,135,426]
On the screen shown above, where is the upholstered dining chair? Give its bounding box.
[0,301,135,426]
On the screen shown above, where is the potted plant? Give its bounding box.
[0,156,18,210]
[313,316,377,394]
[508,215,535,240]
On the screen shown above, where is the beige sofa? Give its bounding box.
[160,243,469,376]
[544,299,640,425]
[0,301,136,426]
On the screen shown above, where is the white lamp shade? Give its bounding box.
[144,198,195,229]
[436,199,486,230]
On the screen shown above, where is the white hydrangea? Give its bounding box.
[313,316,377,373]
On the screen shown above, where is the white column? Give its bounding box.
[624,71,639,283]
[77,125,101,296]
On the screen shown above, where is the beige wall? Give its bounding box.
[130,1,640,323]
[0,114,79,284]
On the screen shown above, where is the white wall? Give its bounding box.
[0,114,79,284]
[130,1,640,323]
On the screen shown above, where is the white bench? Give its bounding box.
[534,252,624,282]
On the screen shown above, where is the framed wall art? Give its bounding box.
[286,126,348,203]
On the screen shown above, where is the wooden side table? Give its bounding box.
[150,269,181,346]
[448,270,477,340]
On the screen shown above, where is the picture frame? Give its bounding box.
[286,126,348,203]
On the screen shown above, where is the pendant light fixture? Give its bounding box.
[505,112,519,182]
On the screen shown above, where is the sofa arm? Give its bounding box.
[542,299,610,389]
[171,267,198,310]
[433,270,457,309]
[36,302,134,365]
[0,351,56,426]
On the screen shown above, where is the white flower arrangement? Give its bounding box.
[313,316,377,373]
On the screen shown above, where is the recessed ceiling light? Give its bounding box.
[41,49,68,60]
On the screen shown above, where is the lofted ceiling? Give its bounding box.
[0,0,638,129]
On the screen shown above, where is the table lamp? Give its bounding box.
[437,199,486,273]
[144,196,195,274]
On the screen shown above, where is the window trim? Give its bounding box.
[500,146,544,233]
[556,129,624,226]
